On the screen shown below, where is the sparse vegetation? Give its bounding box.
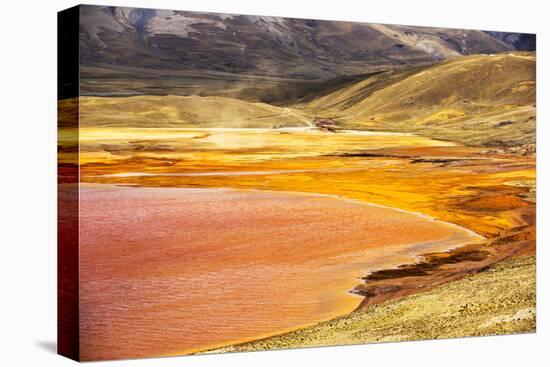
[64,6,538,360]
[75,52,535,147]
[215,255,535,353]
[78,95,312,128]
[296,52,536,146]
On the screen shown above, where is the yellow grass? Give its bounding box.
[78,95,312,128]
[296,52,536,146]
[59,53,537,350]
[214,255,535,353]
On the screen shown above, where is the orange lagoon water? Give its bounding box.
[79,184,481,360]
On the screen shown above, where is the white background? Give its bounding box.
[0,0,547,365]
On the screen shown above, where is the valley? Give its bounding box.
[59,5,537,360]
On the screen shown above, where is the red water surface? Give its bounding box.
[78,184,478,360]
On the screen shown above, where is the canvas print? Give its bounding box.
[57,4,536,361]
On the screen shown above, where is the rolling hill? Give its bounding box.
[297,52,536,146]
[78,5,532,98]
[73,5,536,147]
[74,52,536,147]
[77,95,311,128]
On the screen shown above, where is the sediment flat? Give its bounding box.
[78,184,481,360]
[73,127,535,359]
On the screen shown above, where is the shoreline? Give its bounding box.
[78,183,486,359]
[211,254,535,354]
[189,185,534,354]
[75,127,535,358]
[201,217,534,354]
[86,183,484,243]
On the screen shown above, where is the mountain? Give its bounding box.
[74,5,536,147]
[75,52,535,146]
[296,52,536,146]
[78,5,531,98]
[484,31,536,51]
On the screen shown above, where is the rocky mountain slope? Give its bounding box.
[484,31,536,51]
[78,5,532,97]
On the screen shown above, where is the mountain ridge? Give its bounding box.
[78,5,534,98]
